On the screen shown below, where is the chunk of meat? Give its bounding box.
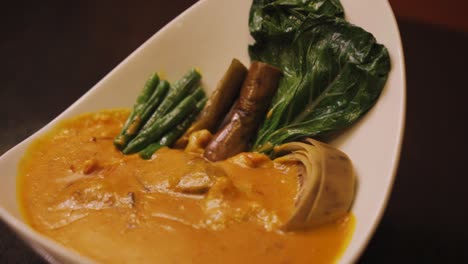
[175,172,213,194]
[173,157,227,195]
[184,130,213,155]
[227,152,271,168]
[82,159,99,175]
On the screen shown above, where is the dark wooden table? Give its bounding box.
[1,1,467,263]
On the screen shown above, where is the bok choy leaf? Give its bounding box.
[249,0,391,153]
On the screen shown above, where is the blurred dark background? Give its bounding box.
[1,0,467,263]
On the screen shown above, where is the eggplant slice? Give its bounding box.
[175,59,247,148]
[274,138,355,230]
[204,61,282,161]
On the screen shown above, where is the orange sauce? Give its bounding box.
[18,110,354,264]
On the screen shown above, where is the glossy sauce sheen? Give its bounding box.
[18,110,354,264]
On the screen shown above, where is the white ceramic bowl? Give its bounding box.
[0,0,405,263]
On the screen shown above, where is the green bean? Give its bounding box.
[190,86,206,101]
[125,80,170,137]
[123,93,199,154]
[114,73,159,149]
[139,97,207,159]
[141,69,201,131]
[139,143,163,160]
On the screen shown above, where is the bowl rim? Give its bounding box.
[347,0,407,262]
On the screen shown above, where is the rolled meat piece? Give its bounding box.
[203,61,282,162]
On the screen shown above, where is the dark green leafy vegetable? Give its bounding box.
[250,0,344,40]
[249,0,391,153]
[114,73,160,149]
[139,98,207,159]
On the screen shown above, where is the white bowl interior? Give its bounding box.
[0,0,405,263]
